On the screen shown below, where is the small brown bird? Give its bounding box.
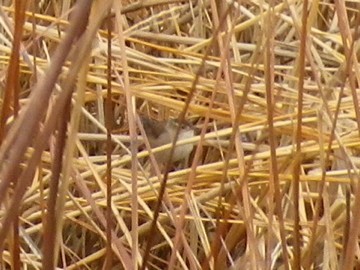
[141,117,194,164]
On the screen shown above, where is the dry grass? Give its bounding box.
[0,0,359,269]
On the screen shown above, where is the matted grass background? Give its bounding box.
[0,0,359,269]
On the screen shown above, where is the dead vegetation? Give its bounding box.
[0,0,360,269]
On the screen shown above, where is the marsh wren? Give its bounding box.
[141,117,194,164]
